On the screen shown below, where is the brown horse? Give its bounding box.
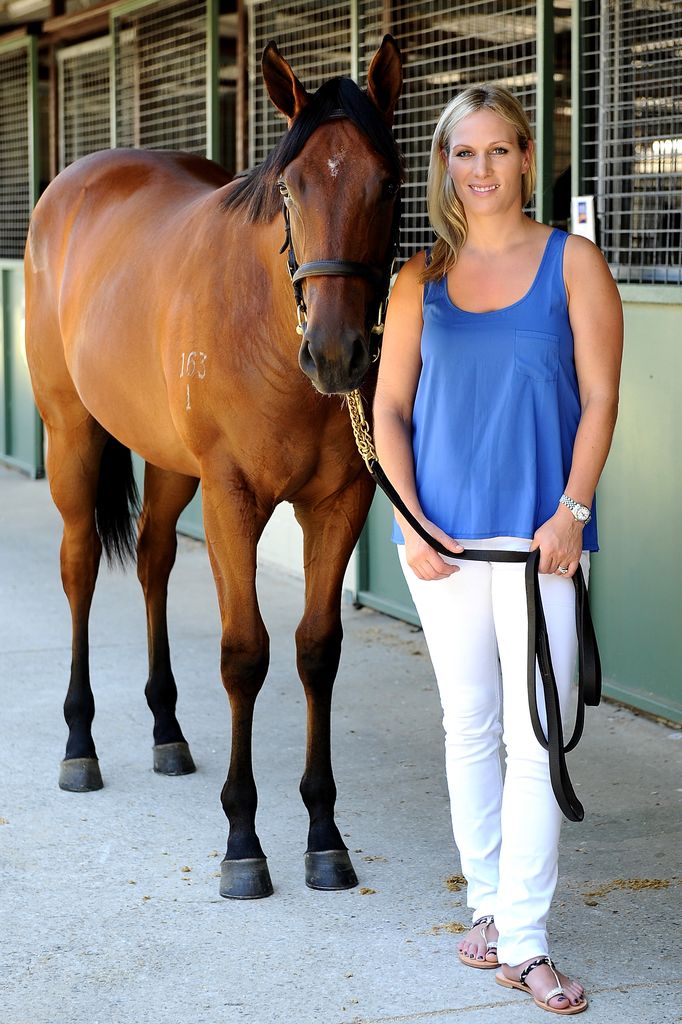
[25,38,403,899]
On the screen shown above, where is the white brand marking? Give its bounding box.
[180,351,208,411]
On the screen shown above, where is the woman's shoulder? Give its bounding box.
[397,250,429,279]
[391,251,429,299]
[562,233,614,291]
[563,231,607,268]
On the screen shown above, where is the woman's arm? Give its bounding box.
[531,234,623,575]
[374,253,463,580]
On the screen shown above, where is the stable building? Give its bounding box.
[1,0,679,724]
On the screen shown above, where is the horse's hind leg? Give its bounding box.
[136,464,199,775]
[294,474,375,890]
[45,415,108,791]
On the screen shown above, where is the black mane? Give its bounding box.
[221,76,404,223]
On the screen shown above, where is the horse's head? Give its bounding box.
[262,37,403,395]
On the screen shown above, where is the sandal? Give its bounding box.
[457,914,498,969]
[496,956,588,1015]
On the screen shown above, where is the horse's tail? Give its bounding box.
[95,436,141,568]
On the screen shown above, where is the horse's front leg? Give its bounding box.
[202,471,273,899]
[136,464,199,775]
[294,473,375,890]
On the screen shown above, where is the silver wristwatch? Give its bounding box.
[559,493,592,525]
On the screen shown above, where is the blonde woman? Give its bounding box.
[374,86,622,1015]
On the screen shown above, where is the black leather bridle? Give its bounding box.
[279,179,401,363]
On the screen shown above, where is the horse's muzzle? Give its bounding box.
[298,329,370,395]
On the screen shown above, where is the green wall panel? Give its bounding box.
[131,453,203,540]
[1,262,43,477]
[589,298,682,723]
[357,488,418,626]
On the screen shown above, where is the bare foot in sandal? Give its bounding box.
[457,914,499,968]
[497,956,587,1015]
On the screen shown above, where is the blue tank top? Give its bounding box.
[392,228,599,551]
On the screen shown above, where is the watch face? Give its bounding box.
[576,506,590,522]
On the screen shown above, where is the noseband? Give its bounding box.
[279,170,401,362]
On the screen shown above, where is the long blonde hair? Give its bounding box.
[422,85,536,283]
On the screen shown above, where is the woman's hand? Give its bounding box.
[403,518,464,580]
[531,506,584,576]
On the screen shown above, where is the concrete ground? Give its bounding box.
[1,464,680,1024]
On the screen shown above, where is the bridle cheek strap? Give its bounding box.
[281,195,400,357]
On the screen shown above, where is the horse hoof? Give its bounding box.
[304,850,358,890]
[219,857,274,899]
[59,757,103,792]
[153,741,196,776]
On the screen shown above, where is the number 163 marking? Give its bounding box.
[180,351,208,379]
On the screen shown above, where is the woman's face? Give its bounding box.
[443,107,532,216]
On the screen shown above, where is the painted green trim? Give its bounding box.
[1,269,11,457]
[109,10,118,147]
[535,0,554,223]
[206,0,219,160]
[355,590,420,627]
[603,681,682,727]
[350,0,359,84]
[0,260,24,270]
[618,284,682,306]
[0,34,33,56]
[570,0,583,197]
[28,36,39,208]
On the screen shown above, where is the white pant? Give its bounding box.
[399,537,589,966]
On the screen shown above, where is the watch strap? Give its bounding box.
[559,493,591,523]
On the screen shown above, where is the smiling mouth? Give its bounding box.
[469,184,499,193]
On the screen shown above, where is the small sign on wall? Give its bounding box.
[570,196,596,243]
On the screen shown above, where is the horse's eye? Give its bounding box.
[383,180,399,199]
[278,180,289,198]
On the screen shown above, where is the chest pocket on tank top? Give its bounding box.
[514,329,559,383]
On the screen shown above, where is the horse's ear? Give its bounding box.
[366,35,403,125]
[262,41,310,125]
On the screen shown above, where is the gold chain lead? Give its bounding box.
[346,390,377,471]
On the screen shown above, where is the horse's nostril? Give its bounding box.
[298,339,319,377]
[348,338,370,381]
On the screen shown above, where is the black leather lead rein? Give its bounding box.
[345,395,602,823]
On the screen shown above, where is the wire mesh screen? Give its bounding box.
[58,39,111,171]
[582,0,682,284]
[246,0,352,167]
[359,1,537,258]
[552,8,572,229]
[246,2,538,258]
[0,47,31,259]
[114,0,209,153]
